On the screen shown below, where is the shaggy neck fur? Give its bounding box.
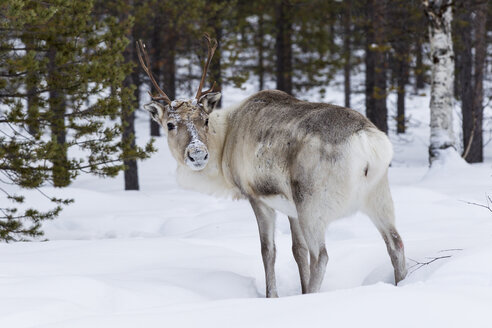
[175,102,243,199]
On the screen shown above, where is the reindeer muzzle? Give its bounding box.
[185,141,209,171]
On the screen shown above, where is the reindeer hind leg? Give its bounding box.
[288,216,310,294]
[363,175,407,284]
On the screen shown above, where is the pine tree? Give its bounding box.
[365,0,388,133]
[234,0,341,98]
[342,0,353,108]
[202,0,253,107]
[231,0,274,91]
[454,0,488,163]
[0,0,154,241]
[467,0,487,163]
[0,0,64,241]
[413,5,427,92]
[273,0,293,95]
[136,0,213,116]
[387,0,422,133]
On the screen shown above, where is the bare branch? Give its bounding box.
[461,195,492,213]
[407,249,462,275]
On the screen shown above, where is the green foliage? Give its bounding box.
[0,0,154,241]
[4,0,485,240]
[217,0,345,95]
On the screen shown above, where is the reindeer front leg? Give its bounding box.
[249,199,278,298]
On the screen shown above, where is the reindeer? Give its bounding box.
[136,35,407,297]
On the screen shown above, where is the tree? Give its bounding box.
[234,0,275,91]
[342,0,352,108]
[274,0,294,95]
[365,0,388,133]
[413,7,427,92]
[118,0,141,190]
[294,0,340,97]
[387,0,424,133]
[466,1,487,162]
[252,4,270,91]
[202,0,252,107]
[234,0,340,98]
[0,0,65,241]
[422,0,456,164]
[0,0,153,241]
[455,0,488,163]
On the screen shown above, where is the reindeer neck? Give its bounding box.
[175,104,240,199]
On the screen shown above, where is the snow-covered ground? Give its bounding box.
[1,83,492,328]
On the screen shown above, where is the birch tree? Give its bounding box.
[422,0,456,164]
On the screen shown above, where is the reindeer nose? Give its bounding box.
[187,148,208,162]
[185,145,209,170]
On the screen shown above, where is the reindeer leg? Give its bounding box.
[364,176,407,284]
[302,224,328,294]
[379,227,407,284]
[249,199,278,298]
[288,216,310,294]
[290,172,329,294]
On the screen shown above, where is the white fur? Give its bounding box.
[166,95,406,295]
[176,103,242,199]
[260,195,298,218]
[176,108,394,220]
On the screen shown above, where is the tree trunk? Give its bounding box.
[396,58,408,133]
[123,30,139,191]
[423,0,456,165]
[22,36,40,136]
[391,0,410,134]
[457,2,474,161]
[48,46,70,187]
[257,14,265,91]
[415,28,425,91]
[463,2,487,163]
[343,0,352,108]
[275,0,293,95]
[163,33,176,102]
[131,26,141,115]
[365,0,388,133]
[26,70,40,136]
[122,76,139,191]
[453,0,469,100]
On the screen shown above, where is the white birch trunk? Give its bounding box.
[423,0,456,165]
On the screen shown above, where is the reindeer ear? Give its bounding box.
[143,102,165,122]
[199,92,221,113]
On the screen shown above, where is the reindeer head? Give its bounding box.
[137,35,221,171]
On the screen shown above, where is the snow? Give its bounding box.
[2,82,492,327]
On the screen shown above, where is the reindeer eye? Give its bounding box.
[204,119,209,127]
[167,122,175,131]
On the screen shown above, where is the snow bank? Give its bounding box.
[1,83,492,327]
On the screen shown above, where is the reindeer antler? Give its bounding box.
[136,40,172,105]
[195,33,218,100]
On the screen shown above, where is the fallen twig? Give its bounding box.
[461,195,492,213]
[407,249,463,275]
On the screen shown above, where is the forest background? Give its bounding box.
[0,0,491,240]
